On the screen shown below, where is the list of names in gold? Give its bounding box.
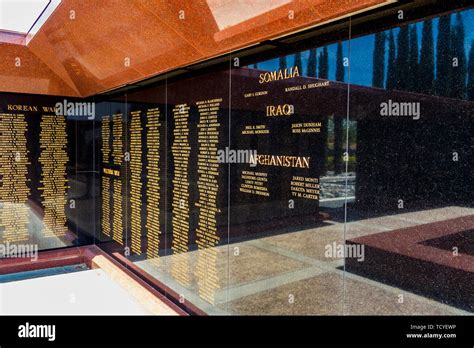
[39,115,69,238]
[239,170,269,197]
[290,176,320,200]
[170,103,191,286]
[101,115,111,238]
[291,122,321,134]
[130,110,142,254]
[145,108,161,266]
[0,113,30,243]
[112,113,123,245]
[195,98,222,304]
[241,124,269,135]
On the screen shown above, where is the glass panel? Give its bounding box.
[0,94,95,255]
[118,84,173,302]
[161,70,231,314]
[96,94,128,252]
[97,63,233,314]
[225,26,351,314]
[344,7,474,314]
[67,97,98,247]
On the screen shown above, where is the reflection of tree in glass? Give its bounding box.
[373,12,469,99]
[307,48,317,78]
[409,25,419,92]
[336,42,345,82]
[436,15,452,96]
[386,30,396,90]
[419,19,435,94]
[396,25,409,90]
[279,56,287,71]
[451,13,466,99]
[294,52,303,75]
[318,46,328,79]
[372,32,386,88]
[468,41,474,100]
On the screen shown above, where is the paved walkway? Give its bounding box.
[136,206,473,315]
[1,268,160,315]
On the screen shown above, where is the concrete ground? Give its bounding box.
[136,206,473,315]
[0,256,180,315]
[0,268,154,315]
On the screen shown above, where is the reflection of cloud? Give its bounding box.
[206,0,291,31]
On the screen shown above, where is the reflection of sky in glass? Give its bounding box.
[252,9,474,88]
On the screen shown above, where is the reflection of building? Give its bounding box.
[0,0,473,320]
